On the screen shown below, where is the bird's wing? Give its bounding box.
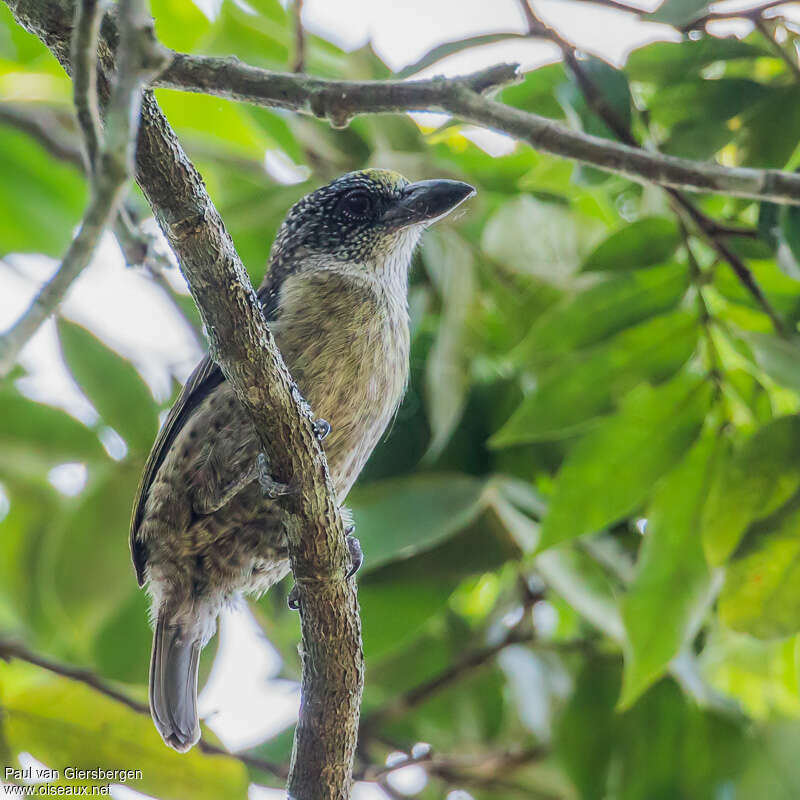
[130,284,281,585]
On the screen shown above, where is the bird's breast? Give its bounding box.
[270,269,410,499]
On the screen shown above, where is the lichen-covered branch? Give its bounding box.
[152,54,800,205]
[1,0,364,796]
[0,0,168,377]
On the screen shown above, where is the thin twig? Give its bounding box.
[291,0,305,73]
[0,638,149,714]
[71,0,104,171]
[520,0,788,336]
[703,220,759,239]
[363,746,549,787]
[0,0,169,377]
[361,628,535,732]
[0,104,84,169]
[674,195,786,335]
[0,637,289,779]
[361,625,586,733]
[678,217,723,386]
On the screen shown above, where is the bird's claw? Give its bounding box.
[346,526,363,579]
[312,418,331,441]
[287,526,362,612]
[256,452,292,499]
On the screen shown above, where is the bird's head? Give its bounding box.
[269,169,475,281]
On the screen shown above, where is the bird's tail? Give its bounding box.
[149,611,202,752]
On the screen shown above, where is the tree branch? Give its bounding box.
[291,0,305,73]
[0,0,169,377]
[148,54,800,205]
[1,1,365,796]
[71,0,104,170]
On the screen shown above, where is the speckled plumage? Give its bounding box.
[130,169,475,752]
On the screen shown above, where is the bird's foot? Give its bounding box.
[312,418,331,441]
[256,452,292,499]
[345,526,363,579]
[287,526,363,612]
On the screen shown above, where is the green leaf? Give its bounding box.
[0,482,58,629]
[0,388,105,471]
[702,417,800,566]
[364,623,507,750]
[737,722,800,799]
[513,263,688,366]
[582,217,681,272]
[648,79,768,129]
[58,321,159,455]
[422,231,475,458]
[780,202,800,275]
[359,559,460,659]
[737,87,800,169]
[91,590,152,684]
[625,38,764,83]
[536,546,624,641]
[156,89,275,158]
[759,201,781,250]
[741,332,800,394]
[494,312,698,445]
[646,0,710,26]
[619,432,719,708]
[150,0,211,52]
[662,119,736,161]
[394,33,528,79]
[555,656,621,799]
[349,474,486,573]
[359,497,521,659]
[2,672,248,800]
[615,679,748,800]
[569,56,633,135]
[500,62,568,119]
[539,374,713,550]
[44,467,140,635]
[0,127,87,257]
[481,196,603,283]
[719,495,800,638]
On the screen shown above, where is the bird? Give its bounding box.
[129,168,475,752]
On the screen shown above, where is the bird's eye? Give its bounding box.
[338,190,373,218]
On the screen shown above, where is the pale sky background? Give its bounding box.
[1,1,793,798]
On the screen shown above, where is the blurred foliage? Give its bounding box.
[5,0,800,797]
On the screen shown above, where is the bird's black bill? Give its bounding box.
[382,179,476,228]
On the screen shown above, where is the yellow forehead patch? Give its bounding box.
[361,168,407,190]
